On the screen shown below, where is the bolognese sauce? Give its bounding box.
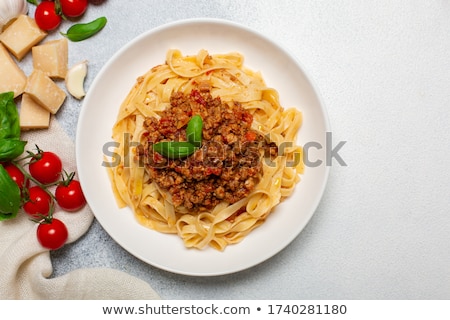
[140,87,277,211]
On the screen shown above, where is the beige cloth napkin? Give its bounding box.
[0,119,160,300]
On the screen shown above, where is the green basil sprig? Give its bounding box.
[0,91,26,220]
[0,92,27,162]
[61,16,107,42]
[152,115,203,159]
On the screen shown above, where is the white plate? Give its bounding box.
[76,18,330,276]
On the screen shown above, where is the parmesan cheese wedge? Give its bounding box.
[20,93,51,130]
[24,69,66,114]
[0,43,26,97]
[0,15,47,61]
[32,38,68,79]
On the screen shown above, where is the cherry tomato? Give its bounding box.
[23,186,53,217]
[3,163,28,189]
[34,1,62,31]
[29,151,62,184]
[55,179,87,212]
[37,218,68,250]
[60,0,88,18]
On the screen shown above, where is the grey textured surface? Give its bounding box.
[23,0,450,299]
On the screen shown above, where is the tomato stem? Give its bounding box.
[14,144,44,162]
[30,203,55,224]
[60,170,76,187]
[15,144,46,164]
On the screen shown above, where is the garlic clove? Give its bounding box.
[65,60,88,100]
[0,0,28,32]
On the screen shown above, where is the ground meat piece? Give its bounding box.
[141,88,275,212]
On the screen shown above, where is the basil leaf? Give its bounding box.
[61,16,107,42]
[0,139,27,161]
[0,165,21,221]
[152,141,197,159]
[0,92,26,161]
[0,91,18,139]
[186,115,203,148]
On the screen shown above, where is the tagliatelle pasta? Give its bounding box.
[106,49,304,250]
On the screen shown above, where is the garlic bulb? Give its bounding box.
[0,0,28,32]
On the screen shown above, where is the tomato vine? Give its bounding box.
[0,144,87,250]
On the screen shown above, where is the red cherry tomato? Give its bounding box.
[55,179,87,212]
[3,163,28,189]
[37,218,68,250]
[23,186,53,217]
[29,151,62,184]
[34,1,62,31]
[60,0,88,18]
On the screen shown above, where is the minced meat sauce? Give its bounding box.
[138,86,277,212]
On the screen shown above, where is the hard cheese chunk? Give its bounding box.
[20,93,51,130]
[32,38,68,79]
[0,15,47,60]
[25,70,66,114]
[0,43,27,97]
